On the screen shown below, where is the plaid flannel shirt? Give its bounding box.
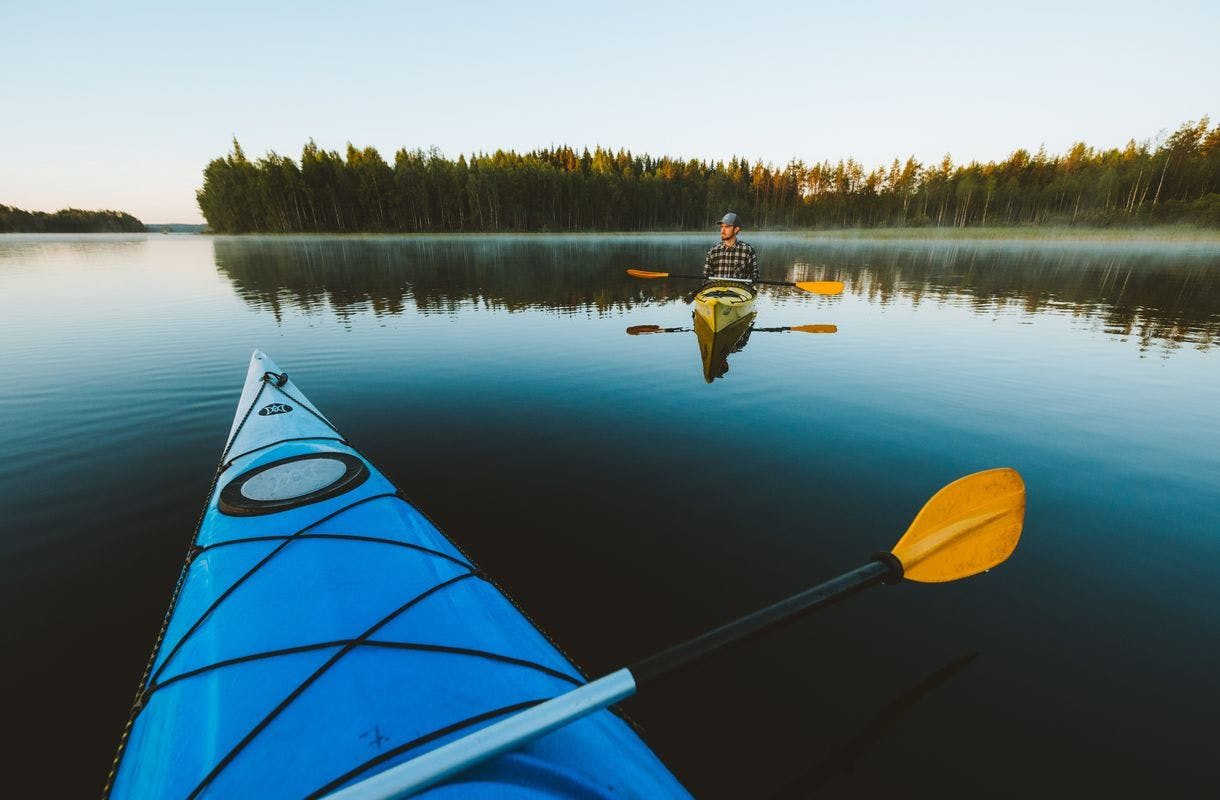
[703,240,759,282]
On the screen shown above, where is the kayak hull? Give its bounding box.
[692,282,757,333]
[107,351,690,799]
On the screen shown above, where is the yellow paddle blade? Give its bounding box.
[627,269,670,279]
[626,325,663,335]
[891,468,1025,583]
[790,324,838,334]
[794,280,845,296]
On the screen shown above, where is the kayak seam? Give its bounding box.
[219,378,269,463]
[104,374,277,797]
[103,552,193,798]
[187,571,479,799]
[220,435,348,471]
[304,699,545,799]
[149,491,401,685]
[194,532,473,570]
[147,639,583,696]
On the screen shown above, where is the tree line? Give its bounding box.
[196,119,1220,233]
[0,204,145,233]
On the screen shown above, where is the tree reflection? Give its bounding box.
[213,236,1219,353]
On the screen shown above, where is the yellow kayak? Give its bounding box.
[692,281,758,332]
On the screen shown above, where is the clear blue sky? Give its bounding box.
[2,0,1216,223]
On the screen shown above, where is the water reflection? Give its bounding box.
[796,240,1220,353]
[0,233,150,269]
[213,235,698,319]
[627,313,839,383]
[696,315,754,383]
[772,652,979,798]
[626,314,759,383]
[212,235,1220,353]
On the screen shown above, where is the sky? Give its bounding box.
[2,0,1217,223]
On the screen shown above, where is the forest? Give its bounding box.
[196,119,1219,233]
[0,205,145,233]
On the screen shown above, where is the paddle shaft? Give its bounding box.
[662,273,803,288]
[325,557,899,800]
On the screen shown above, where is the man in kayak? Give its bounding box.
[703,212,759,283]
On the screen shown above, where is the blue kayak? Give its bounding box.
[107,350,690,799]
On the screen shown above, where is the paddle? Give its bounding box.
[627,268,845,296]
[627,323,838,335]
[325,468,1025,800]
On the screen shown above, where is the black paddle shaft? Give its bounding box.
[668,274,794,288]
[629,556,900,686]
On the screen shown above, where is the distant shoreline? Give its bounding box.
[0,203,144,234]
[146,223,208,234]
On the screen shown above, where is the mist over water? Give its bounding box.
[2,233,1218,797]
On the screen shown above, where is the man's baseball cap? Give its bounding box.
[718,212,739,227]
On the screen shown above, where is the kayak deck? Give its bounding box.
[107,351,689,799]
[692,282,757,333]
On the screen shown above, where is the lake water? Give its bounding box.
[2,233,1218,797]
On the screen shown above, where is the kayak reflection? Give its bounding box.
[627,313,837,383]
[696,313,754,383]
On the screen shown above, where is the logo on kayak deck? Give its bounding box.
[258,403,293,416]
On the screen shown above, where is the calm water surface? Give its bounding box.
[2,233,1219,797]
